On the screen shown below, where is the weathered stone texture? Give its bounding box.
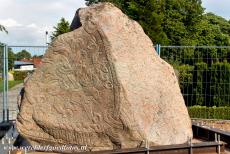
[16,3,192,152]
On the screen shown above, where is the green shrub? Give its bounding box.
[176,64,194,106]
[210,62,230,106]
[188,106,230,119]
[13,71,32,80]
[192,62,208,106]
[177,61,230,107]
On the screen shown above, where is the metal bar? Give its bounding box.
[69,142,224,154]
[8,45,48,48]
[155,44,161,56]
[155,44,158,54]
[189,138,193,154]
[145,140,149,154]
[217,135,220,154]
[2,44,6,122]
[192,122,230,147]
[158,44,161,56]
[5,45,9,122]
[160,45,230,48]
[8,45,230,49]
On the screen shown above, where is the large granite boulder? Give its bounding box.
[16,3,192,152]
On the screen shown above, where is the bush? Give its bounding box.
[188,106,230,119]
[176,64,194,106]
[210,62,230,106]
[13,71,32,80]
[177,61,230,107]
[192,62,208,106]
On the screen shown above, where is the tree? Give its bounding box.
[0,47,15,71]
[84,0,230,46]
[50,18,70,41]
[15,50,31,60]
[85,0,205,45]
[33,54,43,58]
[126,0,169,44]
[0,24,8,33]
[8,48,16,70]
[85,0,230,109]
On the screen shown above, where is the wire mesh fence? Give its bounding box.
[0,45,230,121]
[0,45,47,122]
[160,46,230,119]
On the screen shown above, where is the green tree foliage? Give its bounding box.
[193,14,230,46]
[192,62,208,106]
[176,64,194,106]
[126,0,169,44]
[85,0,230,46]
[210,62,230,107]
[176,61,230,107]
[0,47,16,71]
[15,50,32,60]
[8,48,16,70]
[13,71,31,80]
[0,24,8,34]
[51,18,70,41]
[85,0,204,45]
[85,0,230,110]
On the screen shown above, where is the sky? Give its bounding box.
[202,0,230,20]
[0,0,86,45]
[0,0,229,46]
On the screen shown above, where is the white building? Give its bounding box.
[13,61,34,71]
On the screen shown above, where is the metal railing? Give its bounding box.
[0,45,47,123]
[0,44,9,122]
[0,44,230,121]
[156,45,230,119]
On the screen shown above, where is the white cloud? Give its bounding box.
[0,0,228,46]
[26,23,38,28]
[0,0,86,45]
[0,18,22,27]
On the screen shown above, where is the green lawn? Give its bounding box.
[0,80,23,92]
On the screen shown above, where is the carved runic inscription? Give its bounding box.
[21,27,123,147]
[16,3,193,151]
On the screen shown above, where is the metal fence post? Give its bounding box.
[145,140,149,154]
[1,44,9,122]
[218,135,220,154]
[155,44,161,56]
[6,45,9,121]
[2,44,6,122]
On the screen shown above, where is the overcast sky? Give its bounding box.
[0,0,229,46]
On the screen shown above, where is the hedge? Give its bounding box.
[176,64,194,106]
[188,106,230,119]
[210,62,230,106]
[177,61,230,107]
[192,62,208,106]
[13,71,32,80]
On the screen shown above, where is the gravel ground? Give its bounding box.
[192,119,230,132]
[0,83,23,121]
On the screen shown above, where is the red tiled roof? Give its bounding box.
[20,58,42,68]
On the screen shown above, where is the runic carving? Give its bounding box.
[16,3,192,152]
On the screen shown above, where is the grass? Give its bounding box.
[0,80,23,92]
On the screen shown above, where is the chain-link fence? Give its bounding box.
[0,45,47,122]
[159,46,230,119]
[0,45,230,121]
